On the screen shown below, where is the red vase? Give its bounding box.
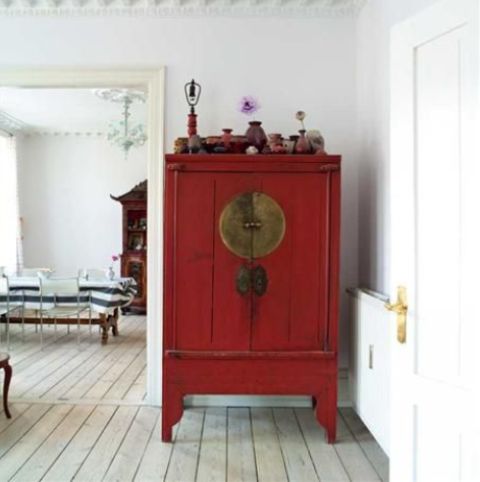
[221,128,233,149]
[295,129,311,154]
[246,121,267,150]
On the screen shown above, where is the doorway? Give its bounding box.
[0,68,165,406]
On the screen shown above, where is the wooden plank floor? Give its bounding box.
[0,405,388,481]
[0,316,388,481]
[2,314,146,405]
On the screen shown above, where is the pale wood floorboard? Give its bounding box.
[196,407,227,482]
[295,407,350,482]
[0,316,388,481]
[1,315,146,405]
[227,407,257,482]
[335,413,383,481]
[251,407,289,482]
[164,408,205,482]
[340,407,389,482]
[0,405,388,481]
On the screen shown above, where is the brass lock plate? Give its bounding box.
[219,192,286,259]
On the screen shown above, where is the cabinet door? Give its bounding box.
[173,172,259,351]
[251,173,332,351]
[122,256,146,307]
[171,169,336,352]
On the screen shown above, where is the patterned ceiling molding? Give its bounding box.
[0,0,367,18]
[21,131,106,137]
[0,110,28,134]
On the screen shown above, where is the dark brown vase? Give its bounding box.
[246,121,267,150]
[295,129,311,154]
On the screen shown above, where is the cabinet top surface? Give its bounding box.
[165,154,341,164]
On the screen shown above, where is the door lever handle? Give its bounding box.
[385,286,407,343]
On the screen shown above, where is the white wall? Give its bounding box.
[355,0,441,293]
[17,134,147,276]
[0,15,357,365]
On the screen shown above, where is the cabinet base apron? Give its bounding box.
[161,352,337,443]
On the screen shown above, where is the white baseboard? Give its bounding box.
[185,368,351,408]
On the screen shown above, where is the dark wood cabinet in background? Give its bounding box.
[162,154,341,442]
[111,180,147,314]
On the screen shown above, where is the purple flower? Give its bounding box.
[238,96,260,116]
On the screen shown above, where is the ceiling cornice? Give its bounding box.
[0,110,28,134]
[22,131,106,137]
[0,0,367,18]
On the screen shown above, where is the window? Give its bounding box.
[0,134,21,274]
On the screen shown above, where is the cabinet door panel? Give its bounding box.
[211,174,260,350]
[175,172,258,350]
[252,173,330,351]
[174,173,217,350]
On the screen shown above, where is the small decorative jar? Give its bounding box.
[221,129,233,150]
[246,121,267,150]
[283,139,295,154]
[268,133,286,154]
[106,267,115,280]
[294,130,311,154]
[307,130,326,154]
[174,137,188,154]
[188,134,203,153]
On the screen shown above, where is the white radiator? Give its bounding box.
[348,288,391,455]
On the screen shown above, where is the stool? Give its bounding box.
[0,353,12,418]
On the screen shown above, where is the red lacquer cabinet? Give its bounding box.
[162,154,341,442]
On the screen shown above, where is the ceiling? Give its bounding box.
[0,0,366,17]
[0,88,147,135]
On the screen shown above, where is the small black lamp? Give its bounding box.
[184,79,202,137]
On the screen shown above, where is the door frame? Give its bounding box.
[0,67,165,405]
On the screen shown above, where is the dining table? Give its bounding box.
[1,276,138,344]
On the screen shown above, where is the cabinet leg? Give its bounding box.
[161,386,184,443]
[314,386,337,444]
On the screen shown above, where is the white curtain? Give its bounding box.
[0,134,23,274]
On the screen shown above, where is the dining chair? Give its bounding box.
[0,275,25,348]
[78,269,108,281]
[39,277,91,346]
[19,268,52,277]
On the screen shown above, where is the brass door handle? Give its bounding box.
[385,286,407,343]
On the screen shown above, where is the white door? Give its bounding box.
[390,0,480,481]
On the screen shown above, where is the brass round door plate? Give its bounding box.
[219,192,286,259]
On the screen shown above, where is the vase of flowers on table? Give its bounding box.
[107,254,120,280]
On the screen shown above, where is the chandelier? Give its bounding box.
[95,89,147,157]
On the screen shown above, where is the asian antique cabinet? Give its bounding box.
[162,154,340,442]
[111,180,147,314]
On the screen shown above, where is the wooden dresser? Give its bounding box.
[162,154,341,442]
[111,180,147,314]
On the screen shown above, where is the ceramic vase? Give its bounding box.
[294,130,311,154]
[188,134,202,153]
[307,130,325,153]
[106,267,115,280]
[246,121,267,150]
[221,129,233,149]
[268,134,286,154]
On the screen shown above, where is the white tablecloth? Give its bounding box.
[3,277,137,315]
